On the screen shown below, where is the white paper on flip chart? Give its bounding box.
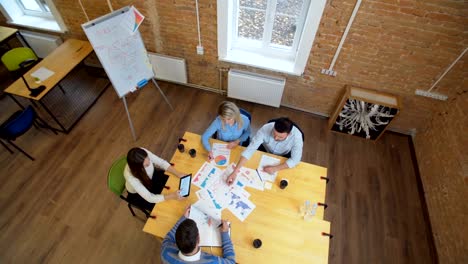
[257,155,281,182]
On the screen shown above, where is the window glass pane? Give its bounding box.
[39,0,50,12]
[238,8,265,41]
[271,15,296,47]
[276,0,304,16]
[271,0,305,47]
[19,0,42,12]
[239,0,268,9]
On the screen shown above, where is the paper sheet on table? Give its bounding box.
[257,155,281,182]
[227,188,256,222]
[237,167,264,191]
[211,143,231,167]
[189,205,222,247]
[30,67,54,82]
[192,162,222,189]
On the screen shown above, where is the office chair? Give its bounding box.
[1,47,38,72]
[213,108,252,146]
[1,47,64,95]
[107,156,156,219]
[0,105,57,161]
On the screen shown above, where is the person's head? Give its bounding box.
[175,219,200,255]
[218,101,243,129]
[272,117,293,141]
[127,148,152,189]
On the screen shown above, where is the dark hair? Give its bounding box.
[127,148,152,190]
[274,117,293,133]
[175,219,199,254]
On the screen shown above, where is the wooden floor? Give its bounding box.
[0,77,435,263]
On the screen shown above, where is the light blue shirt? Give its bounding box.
[202,114,251,151]
[242,122,303,168]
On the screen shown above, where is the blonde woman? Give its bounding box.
[201,101,251,160]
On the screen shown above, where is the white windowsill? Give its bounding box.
[7,15,64,33]
[220,49,300,76]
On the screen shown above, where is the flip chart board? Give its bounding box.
[82,6,153,98]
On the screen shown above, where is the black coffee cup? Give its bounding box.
[189,149,196,158]
[253,239,262,248]
[280,179,288,189]
[177,144,185,153]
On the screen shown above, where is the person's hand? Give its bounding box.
[221,219,230,233]
[226,173,237,186]
[184,205,191,218]
[166,190,183,200]
[263,165,278,175]
[208,151,214,161]
[226,140,240,149]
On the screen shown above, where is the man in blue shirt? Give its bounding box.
[161,207,236,264]
[227,117,303,185]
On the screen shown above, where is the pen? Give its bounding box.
[75,46,83,52]
[217,222,231,228]
[256,169,263,182]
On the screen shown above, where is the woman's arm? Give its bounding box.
[201,118,221,152]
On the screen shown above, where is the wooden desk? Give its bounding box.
[143,132,331,264]
[4,39,108,133]
[0,26,18,44]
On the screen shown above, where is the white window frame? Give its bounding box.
[0,0,67,33]
[217,0,326,76]
[231,0,311,60]
[16,0,52,18]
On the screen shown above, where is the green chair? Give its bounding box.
[107,156,156,219]
[1,47,38,72]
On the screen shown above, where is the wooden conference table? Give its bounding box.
[4,39,109,133]
[144,132,331,263]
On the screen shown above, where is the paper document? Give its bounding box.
[192,162,222,189]
[30,67,54,82]
[211,143,231,167]
[227,188,256,222]
[257,155,281,182]
[237,167,264,191]
[189,205,222,247]
[121,6,145,33]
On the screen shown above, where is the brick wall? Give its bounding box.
[414,71,468,263]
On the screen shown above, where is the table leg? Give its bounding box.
[38,100,67,133]
[7,94,25,109]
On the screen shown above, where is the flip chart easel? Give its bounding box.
[82,6,172,140]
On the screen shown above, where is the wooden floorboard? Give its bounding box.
[0,77,434,263]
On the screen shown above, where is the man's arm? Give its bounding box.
[285,131,303,168]
[219,220,236,263]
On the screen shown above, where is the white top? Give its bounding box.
[178,249,201,262]
[124,148,171,203]
[242,123,303,168]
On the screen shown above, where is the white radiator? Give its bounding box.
[148,53,187,84]
[19,30,62,58]
[228,69,286,107]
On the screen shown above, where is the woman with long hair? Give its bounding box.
[201,101,251,160]
[124,147,187,210]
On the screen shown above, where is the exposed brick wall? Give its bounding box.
[52,0,466,134]
[414,77,468,263]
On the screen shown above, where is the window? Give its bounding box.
[0,0,67,32]
[218,0,326,75]
[17,0,52,18]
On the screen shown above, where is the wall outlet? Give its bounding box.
[321,68,337,76]
[196,45,204,55]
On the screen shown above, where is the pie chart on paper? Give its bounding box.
[214,155,227,166]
